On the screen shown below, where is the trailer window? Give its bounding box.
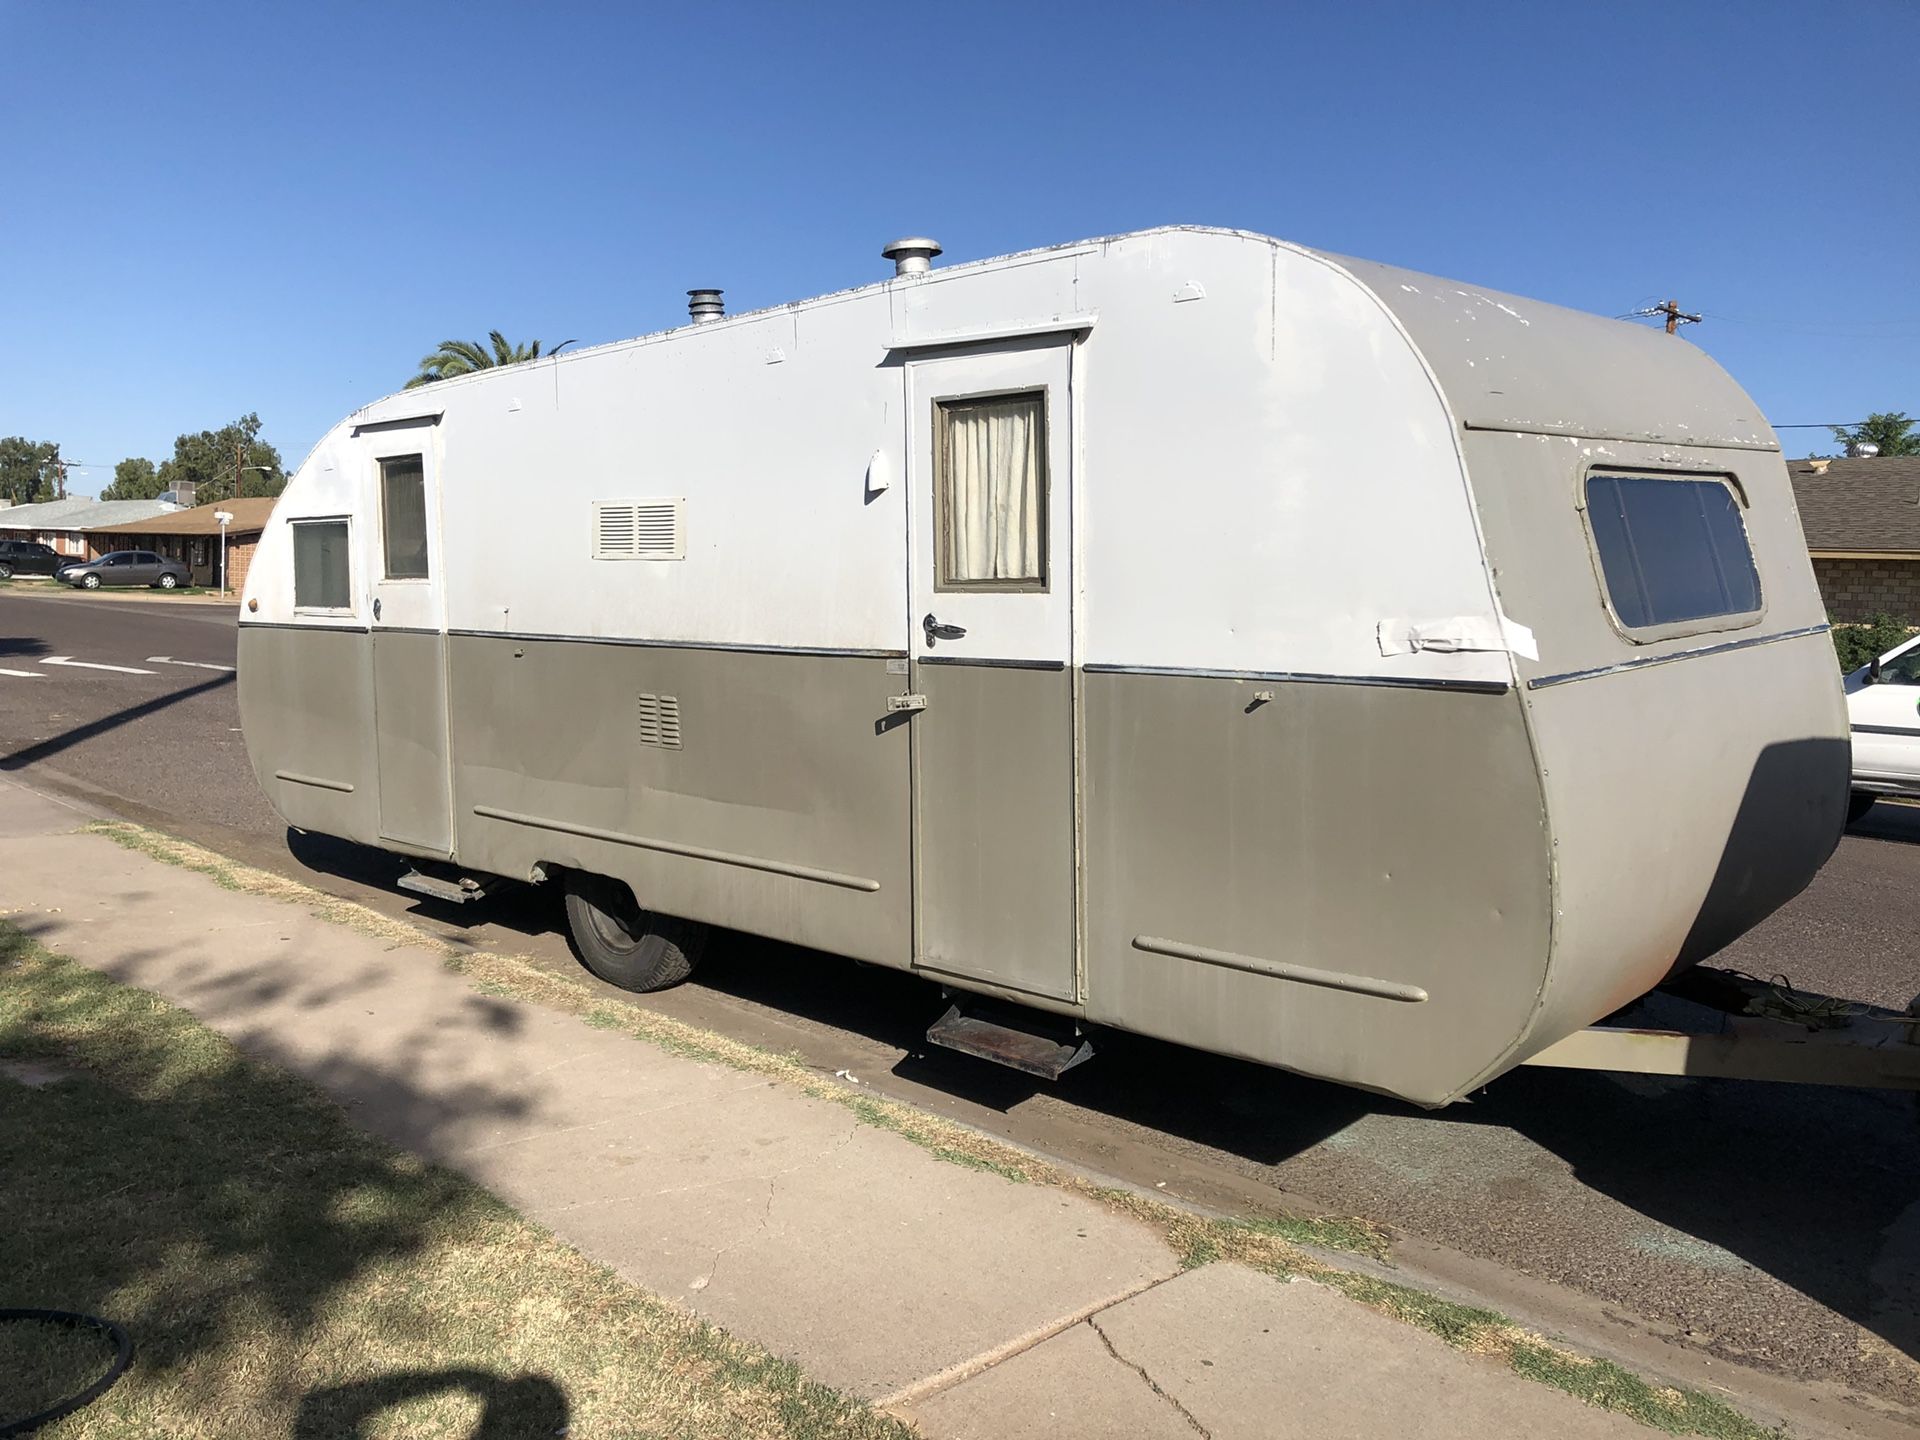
[1584,473,1761,633]
[293,520,351,610]
[381,454,429,579]
[935,391,1046,589]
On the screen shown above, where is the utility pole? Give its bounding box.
[234,435,245,501]
[1657,298,1701,335]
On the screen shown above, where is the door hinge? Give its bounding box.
[887,693,928,714]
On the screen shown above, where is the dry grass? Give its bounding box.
[80,820,1782,1437]
[0,925,912,1439]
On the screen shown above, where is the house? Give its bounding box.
[0,496,182,560]
[1786,455,1920,623]
[89,496,278,590]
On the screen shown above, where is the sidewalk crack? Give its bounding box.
[692,1114,855,1295]
[1089,1316,1211,1439]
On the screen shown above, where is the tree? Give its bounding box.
[154,414,286,502]
[407,331,543,389]
[101,457,162,501]
[1830,412,1920,457]
[0,437,62,506]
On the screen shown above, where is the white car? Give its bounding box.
[1846,633,1920,821]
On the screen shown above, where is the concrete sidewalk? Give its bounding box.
[0,778,1663,1438]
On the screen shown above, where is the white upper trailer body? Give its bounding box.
[238,226,1849,1106]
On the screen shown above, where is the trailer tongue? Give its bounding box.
[1523,968,1920,1092]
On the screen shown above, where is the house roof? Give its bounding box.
[90,496,278,537]
[0,497,182,531]
[1787,456,1920,555]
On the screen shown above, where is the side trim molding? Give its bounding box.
[918,655,1066,671]
[275,770,355,793]
[1131,935,1430,1004]
[1084,663,1507,695]
[1527,624,1830,690]
[446,629,904,661]
[1852,723,1920,738]
[471,805,882,893]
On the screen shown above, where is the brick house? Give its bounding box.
[1786,455,1920,623]
[89,497,277,591]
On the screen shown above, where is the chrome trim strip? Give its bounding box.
[1851,724,1920,738]
[1082,663,1508,695]
[371,625,441,637]
[1131,936,1429,1004]
[239,621,371,636]
[1526,624,1830,690]
[445,629,904,661]
[918,655,1066,671]
[471,805,882,893]
[275,770,354,793]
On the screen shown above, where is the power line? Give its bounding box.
[1620,299,1702,334]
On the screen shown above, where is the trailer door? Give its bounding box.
[361,421,454,858]
[906,341,1076,1002]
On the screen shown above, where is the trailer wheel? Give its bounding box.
[563,871,706,992]
[1848,792,1877,826]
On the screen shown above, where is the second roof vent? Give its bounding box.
[882,236,942,277]
[687,288,724,324]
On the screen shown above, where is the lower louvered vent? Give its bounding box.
[637,693,682,749]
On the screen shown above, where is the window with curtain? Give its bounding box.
[293,520,351,609]
[936,391,1047,588]
[381,454,429,579]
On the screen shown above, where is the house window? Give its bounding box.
[935,391,1047,589]
[293,520,351,610]
[380,454,429,579]
[1585,472,1762,632]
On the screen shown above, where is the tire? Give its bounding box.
[0,563,12,579]
[1847,791,1878,825]
[563,871,707,992]
[156,573,178,589]
[81,573,101,590]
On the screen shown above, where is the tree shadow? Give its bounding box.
[0,920,567,1432]
[293,1369,569,1438]
[0,635,50,658]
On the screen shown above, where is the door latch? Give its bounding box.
[887,693,928,714]
[923,613,966,646]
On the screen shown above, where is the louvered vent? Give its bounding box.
[593,499,685,560]
[636,693,682,749]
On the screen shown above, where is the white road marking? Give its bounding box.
[146,656,237,673]
[41,656,158,675]
[0,668,45,678]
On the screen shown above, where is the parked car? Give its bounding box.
[57,550,191,591]
[1845,633,1920,821]
[0,538,66,578]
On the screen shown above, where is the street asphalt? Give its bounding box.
[1,582,1916,1414]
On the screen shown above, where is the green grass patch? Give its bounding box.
[0,923,912,1439]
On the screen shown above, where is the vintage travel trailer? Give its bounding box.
[238,226,1852,1107]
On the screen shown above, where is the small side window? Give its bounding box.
[1584,472,1762,635]
[935,391,1047,590]
[380,454,429,579]
[293,520,352,610]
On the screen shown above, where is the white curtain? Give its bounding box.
[944,395,1043,583]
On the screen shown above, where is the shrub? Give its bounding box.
[1832,613,1914,673]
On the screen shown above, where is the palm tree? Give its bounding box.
[406,331,544,389]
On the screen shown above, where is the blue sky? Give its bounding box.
[2,0,1915,489]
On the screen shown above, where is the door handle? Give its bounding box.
[373,597,382,621]
[923,613,966,646]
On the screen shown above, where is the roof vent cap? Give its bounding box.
[687,289,724,325]
[1848,440,1881,459]
[882,236,942,277]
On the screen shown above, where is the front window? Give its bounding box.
[1584,471,1762,635]
[293,520,352,610]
